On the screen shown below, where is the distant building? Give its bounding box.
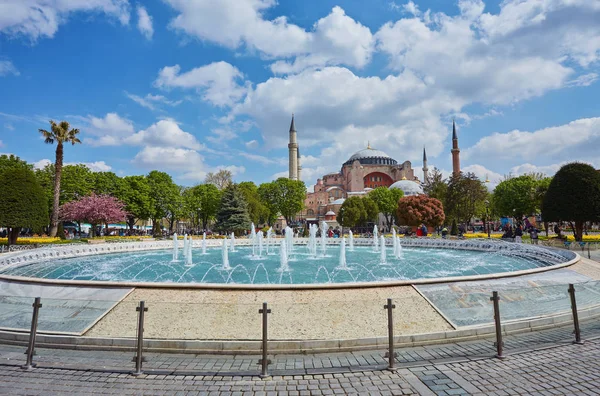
[288,116,460,224]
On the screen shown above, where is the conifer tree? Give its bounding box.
[216,184,251,234]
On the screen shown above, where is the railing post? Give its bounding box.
[384,298,397,370]
[568,284,584,345]
[22,297,42,370]
[132,301,148,376]
[490,291,504,359]
[258,302,271,379]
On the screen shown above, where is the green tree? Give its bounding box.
[216,184,251,233]
[257,182,279,226]
[121,175,153,231]
[368,187,404,231]
[38,120,81,237]
[0,155,32,173]
[184,184,222,231]
[166,185,185,233]
[445,172,488,226]
[492,175,539,220]
[0,168,48,245]
[423,167,447,202]
[338,196,379,229]
[60,164,93,203]
[205,169,233,190]
[542,163,600,241]
[259,178,306,225]
[147,171,180,236]
[91,171,126,198]
[238,181,270,225]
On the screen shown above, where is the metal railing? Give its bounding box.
[6,281,595,378]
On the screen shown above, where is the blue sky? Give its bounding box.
[0,0,599,188]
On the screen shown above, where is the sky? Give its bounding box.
[0,0,599,189]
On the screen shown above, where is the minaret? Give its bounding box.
[451,120,461,176]
[422,146,429,183]
[297,147,302,181]
[288,114,298,180]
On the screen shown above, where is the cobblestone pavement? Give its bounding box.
[1,318,600,395]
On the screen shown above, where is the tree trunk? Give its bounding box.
[544,221,549,237]
[574,221,584,242]
[90,224,96,238]
[127,216,136,231]
[49,142,64,237]
[8,227,20,246]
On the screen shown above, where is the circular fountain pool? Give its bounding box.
[0,240,577,285]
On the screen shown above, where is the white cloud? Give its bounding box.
[0,0,130,41]
[464,117,600,163]
[375,4,574,106]
[462,164,503,190]
[245,140,259,149]
[479,0,600,67]
[238,152,286,166]
[4,123,14,131]
[85,112,135,146]
[206,128,237,144]
[508,163,565,177]
[269,7,374,74]
[133,146,205,172]
[155,62,247,107]
[33,159,112,172]
[0,60,19,76]
[566,73,599,88]
[165,2,374,73]
[125,92,182,110]
[126,119,202,150]
[33,159,52,169]
[136,5,153,40]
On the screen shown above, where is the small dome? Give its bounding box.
[389,180,424,196]
[325,210,336,216]
[331,198,345,205]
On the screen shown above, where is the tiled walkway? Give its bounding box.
[1,317,599,395]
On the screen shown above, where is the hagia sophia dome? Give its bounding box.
[343,146,398,166]
[389,179,424,196]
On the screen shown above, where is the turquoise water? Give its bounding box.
[0,245,557,284]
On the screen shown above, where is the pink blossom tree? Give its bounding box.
[60,194,127,237]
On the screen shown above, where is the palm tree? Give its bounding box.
[39,120,81,237]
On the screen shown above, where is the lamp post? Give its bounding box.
[485,200,491,239]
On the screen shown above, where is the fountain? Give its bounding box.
[321,221,328,256]
[348,230,354,251]
[308,224,318,257]
[230,232,235,252]
[380,235,387,264]
[183,234,188,258]
[279,240,289,272]
[257,230,264,257]
[221,239,230,270]
[251,223,256,256]
[266,228,272,254]
[284,226,293,256]
[337,237,349,270]
[373,225,379,252]
[202,232,207,255]
[185,237,193,266]
[392,228,397,253]
[395,236,403,258]
[172,233,179,261]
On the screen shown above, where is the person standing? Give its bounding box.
[529,227,539,245]
[515,225,523,243]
